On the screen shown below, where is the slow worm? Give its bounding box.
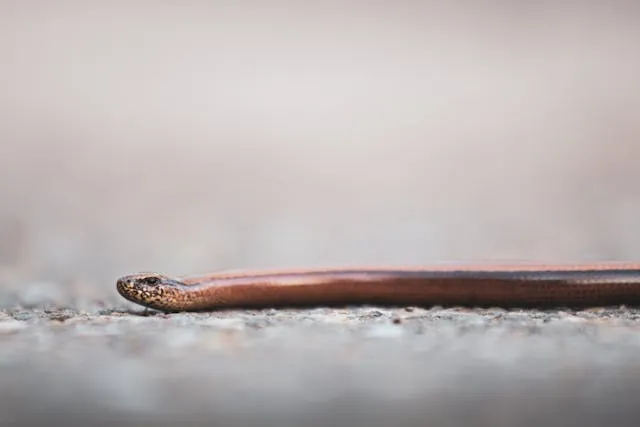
[116,263,640,312]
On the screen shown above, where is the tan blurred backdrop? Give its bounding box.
[1,1,640,299]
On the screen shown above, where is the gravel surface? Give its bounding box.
[2,287,640,427]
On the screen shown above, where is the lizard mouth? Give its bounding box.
[115,276,145,304]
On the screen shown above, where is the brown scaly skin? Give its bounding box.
[116,264,640,312]
[116,273,195,312]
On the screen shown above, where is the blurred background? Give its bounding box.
[3,3,640,426]
[1,0,640,297]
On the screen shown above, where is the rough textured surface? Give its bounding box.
[2,285,640,426]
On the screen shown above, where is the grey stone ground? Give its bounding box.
[2,284,640,427]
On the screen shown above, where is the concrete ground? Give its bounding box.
[2,285,640,426]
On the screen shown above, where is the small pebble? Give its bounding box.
[11,312,34,321]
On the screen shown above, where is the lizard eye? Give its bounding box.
[144,277,160,285]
